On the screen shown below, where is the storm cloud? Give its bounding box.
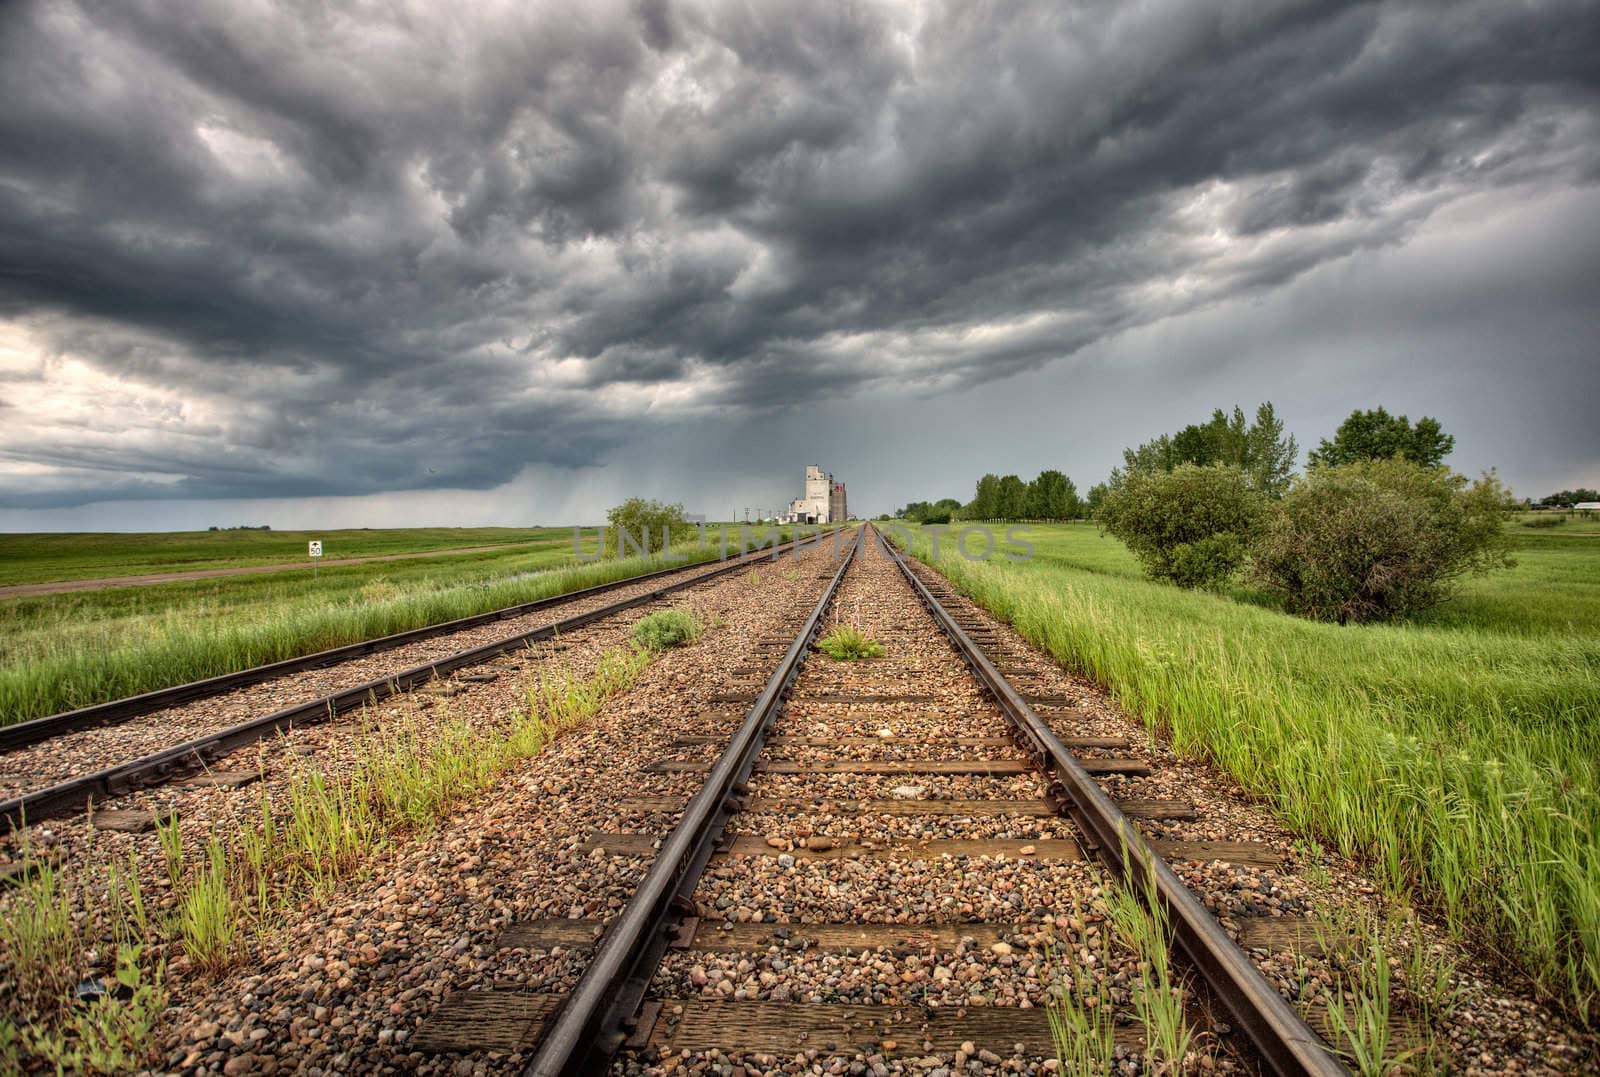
[0,0,1596,514]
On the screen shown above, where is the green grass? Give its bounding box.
[0,526,576,585]
[632,609,704,650]
[817,624,886,660]
[0,647,647,1070]
[0,525,799,724]
[890,521,1600,1021]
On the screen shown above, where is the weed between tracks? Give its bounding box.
[0,645,651,1071]
[632,609,704,650]
[818,625,886,661]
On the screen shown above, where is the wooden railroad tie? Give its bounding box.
[644,757,1154,777]
[493,915,1322,958]
[616,795,1197,820]
[413,994,1146,1056]
[579,831,1280,868]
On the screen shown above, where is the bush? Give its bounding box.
[631,609,703,650]
[818,625,885,660]
[605,498,694,559]
[1098,465,1267,589]
[1250,459,1512,624]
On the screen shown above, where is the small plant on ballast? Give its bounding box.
[818,624,885,660]
[632,609,703,651]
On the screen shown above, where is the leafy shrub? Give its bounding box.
[1098,464,1266,589]
[1522,516,1563,529]
[605,498,694,559]
[1250,459,1512,623]
[631,609,703,650]
[818,625,885,660]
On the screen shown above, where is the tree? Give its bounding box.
[1098,465,1267,589]
[1085,482,1109,519]
[1027,470,1080,520]
[1114,403,1298,496]
[1243,402,1298,497]
[1251,460,1512,623]
[967,474,1002,519]
[605,498,691,558]
[996,475,1029,520]
[1308,407,1454,469]
[1537,489,1600,508]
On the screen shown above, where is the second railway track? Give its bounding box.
[0,531,836,827]
[410,524,1344,1075]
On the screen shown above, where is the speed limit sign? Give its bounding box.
[308,541,323,558]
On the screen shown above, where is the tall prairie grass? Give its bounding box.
[893,523,1600,1021]
[0,528,791,724]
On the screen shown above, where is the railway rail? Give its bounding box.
[0,530,836,830]
[410,524,1346,1076]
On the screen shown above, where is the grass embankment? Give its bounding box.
[0,527,573,586]
[890,521,1600,1020]
[0,525,802,725]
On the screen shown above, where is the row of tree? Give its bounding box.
[898,469,1094,523]
[898,403,1473,527]
[1534,488,1599,508]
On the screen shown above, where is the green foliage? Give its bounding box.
[180,839,239,970]
[0,529,795,725]
[2,646,654,1066]
[1538,489,1600,508]
[1084,482,1108,518]
[889,521,1600,1020]
[897,498,962,525]
[24,944,167,1075]
[1251,460,1513,623]
[0,525,557,586]
[604,497,693,558]
[1043,910,1117,1075]
[1308,406,1455,469]
[968,473,1002,519]
[631,609,704,650]
[995,474,1029,519]
[1101,864,1196,1069]
[1117,402,1298,496]
[1027,469,1082,520]
[818,624,885,660]
[1098,464,1267,588]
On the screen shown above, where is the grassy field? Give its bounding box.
[889,519,1600,1020]
[0,524,806,724]
[0,527,575,586]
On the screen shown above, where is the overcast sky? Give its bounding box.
[1,0,1596,530]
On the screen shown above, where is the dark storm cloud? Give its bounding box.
[0,0,1596,507]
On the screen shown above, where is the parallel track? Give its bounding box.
[1,532,828,753]
[0,531,837,829]
[426,524,1345,1075]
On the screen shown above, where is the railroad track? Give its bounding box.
[0,530,839,829]
[411,524,1346,1075]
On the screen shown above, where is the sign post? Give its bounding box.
[309,539,322,578]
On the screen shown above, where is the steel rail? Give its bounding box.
[1,530,843,831]
[1,531,830,753]
[523,528,864,1077]
[875,525,1346,1077]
